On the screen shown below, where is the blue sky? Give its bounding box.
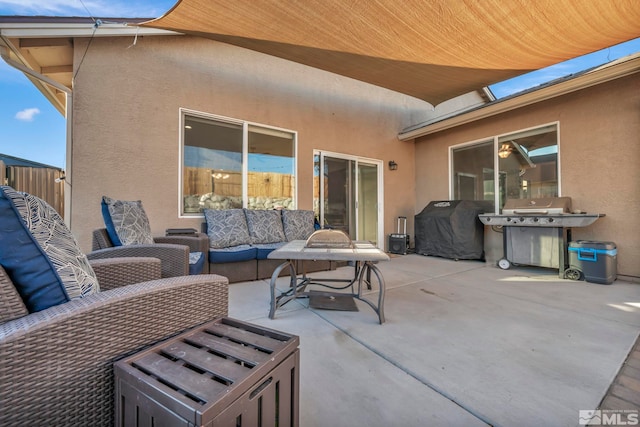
[1,0,639,169]
[0,0,177,169]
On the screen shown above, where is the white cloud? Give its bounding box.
[15,108,41,121]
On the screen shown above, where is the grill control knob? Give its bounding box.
[519,217,525,222]
[548,217,554,223]
[506,217,512,222]
[533,217,539,222]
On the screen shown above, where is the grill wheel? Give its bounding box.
[497,258,511,270]
[564,268,583,281]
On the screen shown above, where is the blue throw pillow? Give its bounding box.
[0,186,99,312]
[101,196,154,246]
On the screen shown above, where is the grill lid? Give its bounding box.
[502,197,571,215]
[305,229,353,248]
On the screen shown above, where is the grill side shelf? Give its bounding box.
[479,214,603,228]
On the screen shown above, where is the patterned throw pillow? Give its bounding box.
[0,186,99,313]
[204,209,252,249]
[244,209,286,244]
[101,196,154,246]
[282,210,315,241]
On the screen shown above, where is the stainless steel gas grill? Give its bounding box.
[478,197,604,277]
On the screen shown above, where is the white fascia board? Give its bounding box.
[0,22,180,38]
[399,56,640,141]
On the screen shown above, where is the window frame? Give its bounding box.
[449,121,561,213]
[178,108,298,217]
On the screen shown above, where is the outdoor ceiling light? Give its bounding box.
[388,160,398,171]
[498,144,512,159]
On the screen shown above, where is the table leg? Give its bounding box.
[355,261,386,324]
[269,260,298,319]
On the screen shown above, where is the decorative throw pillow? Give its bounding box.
[281,210,315,241]
[0,186,99,313]
[204,209,252,249]
[101,196,154,246]
[244,209,286,244]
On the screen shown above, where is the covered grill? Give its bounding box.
[415,200,493,260]
[479,197,604,276]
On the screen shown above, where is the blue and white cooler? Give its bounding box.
[567,240,617,284]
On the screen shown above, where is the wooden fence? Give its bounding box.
[2,161,65,215]
[184,167,295,198]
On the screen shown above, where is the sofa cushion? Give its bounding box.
[244,209,286,244]
[101,196,154,246]
[209,245,257,263]
[282,209,315,241]
[204,209,252,249]
[253,242,286,260]
[0,186,99,312]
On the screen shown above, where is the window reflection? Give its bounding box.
[452,140,494,205]
[181,113,296,214]
[451,123,559,212]
[498,124,558,207]
[247,125,295,210]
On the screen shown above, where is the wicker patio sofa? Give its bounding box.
[202,208,333,283]
[91,196,210,276]
[91,227,210,277]
[0,259,229,426]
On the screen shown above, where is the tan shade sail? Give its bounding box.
[144,0,640,105]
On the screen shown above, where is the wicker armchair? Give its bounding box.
[90,228,210,277]
[0,259,228,426]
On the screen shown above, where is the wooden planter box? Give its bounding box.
[114,317,299,427]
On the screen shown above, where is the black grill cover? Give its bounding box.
[415,200,493,260]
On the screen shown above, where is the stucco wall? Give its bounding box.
[414,73,640,279]
[69,35,431,252]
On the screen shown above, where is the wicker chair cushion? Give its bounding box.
[204,209,251,249]
[0,186,99,312]
[188,252,205,275]
[282,209,315,241]
[244,209,286,244]
[101,196,154,246]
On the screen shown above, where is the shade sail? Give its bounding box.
[144,0,640,105]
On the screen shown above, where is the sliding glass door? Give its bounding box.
[313,151,382,246]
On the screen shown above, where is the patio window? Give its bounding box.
[180,110,296,215]
[451,123,559,212]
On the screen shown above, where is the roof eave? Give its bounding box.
[399,55,640,141]
[0,19,181,38]
[0,17,182,116]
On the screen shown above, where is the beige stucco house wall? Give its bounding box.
[69,35,432,252]
[7,19,635,280]
[412,72,640,279]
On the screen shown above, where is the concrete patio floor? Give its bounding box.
[227,254,640,427]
